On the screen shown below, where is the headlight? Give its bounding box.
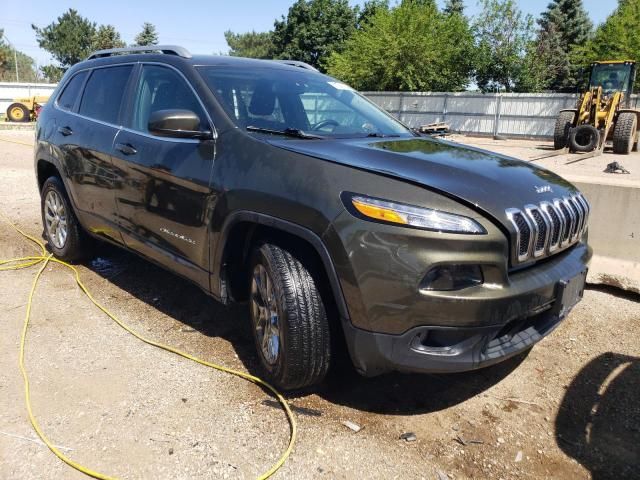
[346,194,486,234]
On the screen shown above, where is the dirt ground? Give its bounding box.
[0,130,638,480]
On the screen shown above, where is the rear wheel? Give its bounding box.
[41,176,90,262]
[612,112,637,154]
[6,103,30,123]
[553,111,575,149]
[249,243,331,390]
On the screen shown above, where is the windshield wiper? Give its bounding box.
[246,126,325,139]
[365,132,401,138]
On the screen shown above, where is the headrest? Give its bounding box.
[249,81,276,116]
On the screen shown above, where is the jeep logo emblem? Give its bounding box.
[534,185,553,194]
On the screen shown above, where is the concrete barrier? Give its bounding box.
[574,180,640,294]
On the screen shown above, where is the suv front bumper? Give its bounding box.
[340,242,591,376]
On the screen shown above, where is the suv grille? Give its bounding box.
[506,194,590,264]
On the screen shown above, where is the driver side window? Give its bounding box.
[131,65,207,133]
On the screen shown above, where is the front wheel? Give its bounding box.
[249,243,331,390]
[41,176,90,262]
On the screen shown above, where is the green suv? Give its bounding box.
[34,46,591,389]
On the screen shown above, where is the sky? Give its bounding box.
[1,0,618,69]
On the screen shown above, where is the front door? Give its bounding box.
[111,64,216,288]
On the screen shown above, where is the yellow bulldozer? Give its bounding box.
[5,95,50,123]
[554,60,638,155]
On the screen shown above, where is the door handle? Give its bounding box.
[115,143,137,156]
[57,126,73,136]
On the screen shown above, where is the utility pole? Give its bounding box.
[4,34,20,82]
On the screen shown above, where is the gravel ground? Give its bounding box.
[0,131,638,479]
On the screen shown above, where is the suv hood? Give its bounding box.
[267,136,577,223]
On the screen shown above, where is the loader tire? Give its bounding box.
[6,103,30,123]
[612,112,637,155]
[553,111,575,149]
[568,125,600,153]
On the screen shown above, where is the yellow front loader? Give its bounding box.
[5,95,50,123]
[553,60,639,155]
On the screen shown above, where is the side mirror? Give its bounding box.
[148,109,212,140]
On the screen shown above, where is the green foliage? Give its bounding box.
[326,0,474,91]
[473,0,534,92]
[40,65,64,83]
[32,9,97,68]
[134,22,159,47]
[356,0,389,28]
[224,30,274,59]
[443,0,465,15]
[93,25,126,51]
[272,0,357,71]
[0,30,38,82]
[576,0,640,64]
[531,0,592,91]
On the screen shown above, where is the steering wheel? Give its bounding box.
[312,119,340,131]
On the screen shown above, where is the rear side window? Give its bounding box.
[79,65,133,124]
[57,71,87,111]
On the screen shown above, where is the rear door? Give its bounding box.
[111,63,216,287]
[55,64,134,243]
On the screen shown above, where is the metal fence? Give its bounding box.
[0,82,58,115]
[364,91,640,138]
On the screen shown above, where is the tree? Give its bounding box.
[473,0,534,92]
[576,0,640,69]
[356,0,389,28]
[92,24,126,51]
[443,0,465,15]
[327,0,475,91]
[532,0,592,91]
[0,30,38,82]
[224,30,274,58]
[32,9,97,74]
[272,0,357,71]
[134,22,159,47]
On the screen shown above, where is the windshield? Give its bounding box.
[196,66,412,138]
[589,63,633,94]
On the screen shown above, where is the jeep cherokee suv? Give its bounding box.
[35,46,591,389]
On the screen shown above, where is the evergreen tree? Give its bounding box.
[224,30,274,59]
[443,0,464,15]
[32,9,97,71]
[535,0,592,90]
[134,23,159,47]
[92,25,126,51]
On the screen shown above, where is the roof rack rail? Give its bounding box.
[87,45,192,60]
[273,60,318,72]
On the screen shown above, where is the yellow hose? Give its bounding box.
[1,213,296,479]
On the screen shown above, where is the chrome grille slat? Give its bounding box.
[507,194,587,265]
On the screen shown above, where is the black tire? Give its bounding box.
[553,111,575,149]
[6,102,30,123]
[612,112,638,154]
[568,124,600,153]
[40,176,90,262]
[249,243,330,390]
